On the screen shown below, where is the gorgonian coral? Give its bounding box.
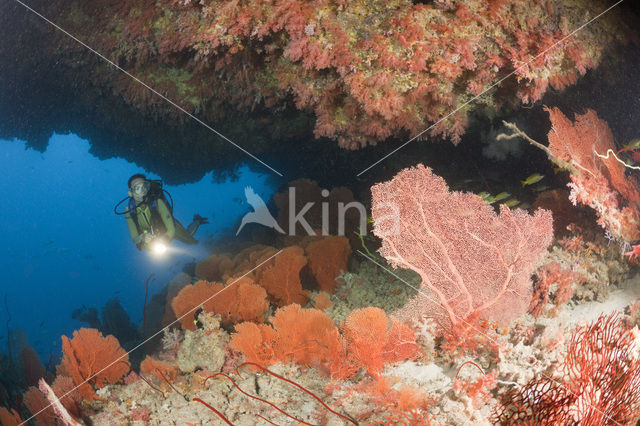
[371,164,553,331]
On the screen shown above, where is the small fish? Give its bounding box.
[478,191,491,200]
[503,198,521,207]
[623,138,640,150]
[463,178,474,183]
[39,320,45,327]
[521,173,544,187]
[518,202,531,209]
[533,185,549,192]
[489,192,511,203]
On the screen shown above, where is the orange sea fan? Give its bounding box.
[230,305,420,382]
[256,246,309,306]
[22,387,55,426]
[195,253,233,281]
[314,292,333,311]
[171,278,269,330]
[56,328,129,401]
[342,307,421,378]
[270,304,343,370]
[305,235,351,293]
[230,305,348,376]
[228,322,279,366]
[0,407,22,426]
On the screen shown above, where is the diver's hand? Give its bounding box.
[194,214,209,225]
[143,233,154,244]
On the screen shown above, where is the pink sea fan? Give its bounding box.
[371,164,553,330]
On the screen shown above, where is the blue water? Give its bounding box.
[0,133,276,360]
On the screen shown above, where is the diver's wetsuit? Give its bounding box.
[125,198,197,250]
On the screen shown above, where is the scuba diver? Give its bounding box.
[119,174,208,253]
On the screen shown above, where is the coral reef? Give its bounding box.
[40,0,632,149]
[177,314,229,373]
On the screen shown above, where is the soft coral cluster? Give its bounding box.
[47,0,632,148]
[529,262,585,317]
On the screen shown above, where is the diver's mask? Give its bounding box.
[130,180,150,201]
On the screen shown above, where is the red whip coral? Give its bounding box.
[56,328,129,401]
[371,164,553,330]
[492,313,640,424]
[545,107,640,242]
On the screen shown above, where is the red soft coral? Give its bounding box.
[625,244,640,263]
[546,107,640,242]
